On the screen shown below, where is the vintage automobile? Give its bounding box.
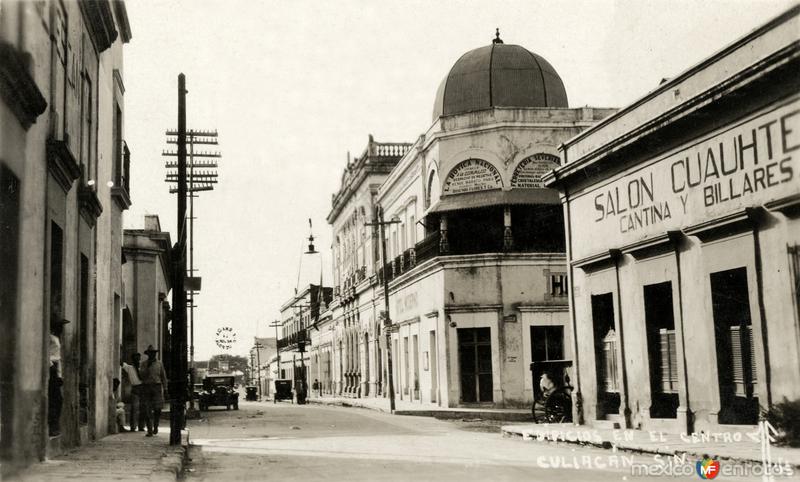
[199,375,239,410]
[273,379,293,403]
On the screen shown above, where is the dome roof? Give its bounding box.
[432,38,568,121]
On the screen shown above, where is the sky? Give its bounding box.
[122,0,796,360]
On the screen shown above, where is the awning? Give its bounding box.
[429,188,560,213]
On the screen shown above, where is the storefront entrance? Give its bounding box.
[458,328,493,403]
[711,268,759,425]
[591,293,620,419]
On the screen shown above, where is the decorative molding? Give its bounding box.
[444,303,502,314]
[620,233,673,260]
[113,68,125,94]
[424,310,439,319]
[80,0,118,53]
[47,139,81,193]
[683,209,751,243]
[112,0,132,43]
[517,304,569,313]
[111,186,131,210]
[78,185,103,227]
[0,41,47,129]
[765,194,800,218]
[572,250,616,271]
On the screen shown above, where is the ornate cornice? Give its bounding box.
[78,185,103,227]
[80,0,118,53]
[111,186,131,210]
[112,1,132,43]
[0,41,47,129]
[47,139,81,193]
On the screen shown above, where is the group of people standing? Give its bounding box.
[119,345,168,437]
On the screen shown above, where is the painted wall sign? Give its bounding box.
[511,154,560,188]
[570,98,799,260]
[442,159,503,195]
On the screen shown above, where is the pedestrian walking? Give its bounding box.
[121,353,144,432]
[139,345,168,437]
[312,379,321,398]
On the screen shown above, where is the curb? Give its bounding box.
[501,426,800,468]
[149,429,190,481]
[308,398,534,422]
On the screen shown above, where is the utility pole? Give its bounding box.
[365,205,400,413]
[254,341,263,400]
[271,320,282,382]
[169,74,188,445]
[164,124,220,419]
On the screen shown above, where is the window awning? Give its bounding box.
[428,188,560,213]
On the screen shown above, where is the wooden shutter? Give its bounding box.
[602,329,619,393]
[659,328,678,394]
[730,324,757,398]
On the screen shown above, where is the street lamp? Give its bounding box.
[365,205,400,413]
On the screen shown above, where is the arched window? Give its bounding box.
[425,170,437,208]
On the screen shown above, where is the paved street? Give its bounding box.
[185,400,671,482]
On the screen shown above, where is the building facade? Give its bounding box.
[0,0,132,473]
[249,337,276,397]
[544,6,800,434]
[310,35,614,408]
[122,215,172,366]
[277,284,332,397]
[313,137,410,398]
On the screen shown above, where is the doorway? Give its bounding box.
[644,282,679,419]
[592,293,620,418]
[711,268,758,425]
[458,328,493,403]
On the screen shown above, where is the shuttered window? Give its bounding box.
[729,324,757,398]
[658,328,678,394]
[601,329,619,393]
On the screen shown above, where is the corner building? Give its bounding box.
[544,7,800,434]
[316,35,614,407]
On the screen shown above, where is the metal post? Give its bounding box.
[272,320,282,381]
[254,342,262,400]
[366,206,398,413]
[170,74,188,445]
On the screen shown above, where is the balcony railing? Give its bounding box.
[111,140,131,209]
[277,329,310,351]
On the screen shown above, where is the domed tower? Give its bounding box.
[432,30,568,121]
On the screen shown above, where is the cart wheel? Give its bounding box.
[544,390,572,423]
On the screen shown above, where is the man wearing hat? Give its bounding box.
[139,345,168,436]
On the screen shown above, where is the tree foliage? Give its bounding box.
[207,354,249,373]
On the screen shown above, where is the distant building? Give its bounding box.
[0,0,132,472]
[122,215,172,366]
[545,6,800,433]
[276,284,332,396]
[249,337,276,395]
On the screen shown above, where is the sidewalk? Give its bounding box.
[306,394,533,421]
[9,430,189,482]
[501,423,800,467]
